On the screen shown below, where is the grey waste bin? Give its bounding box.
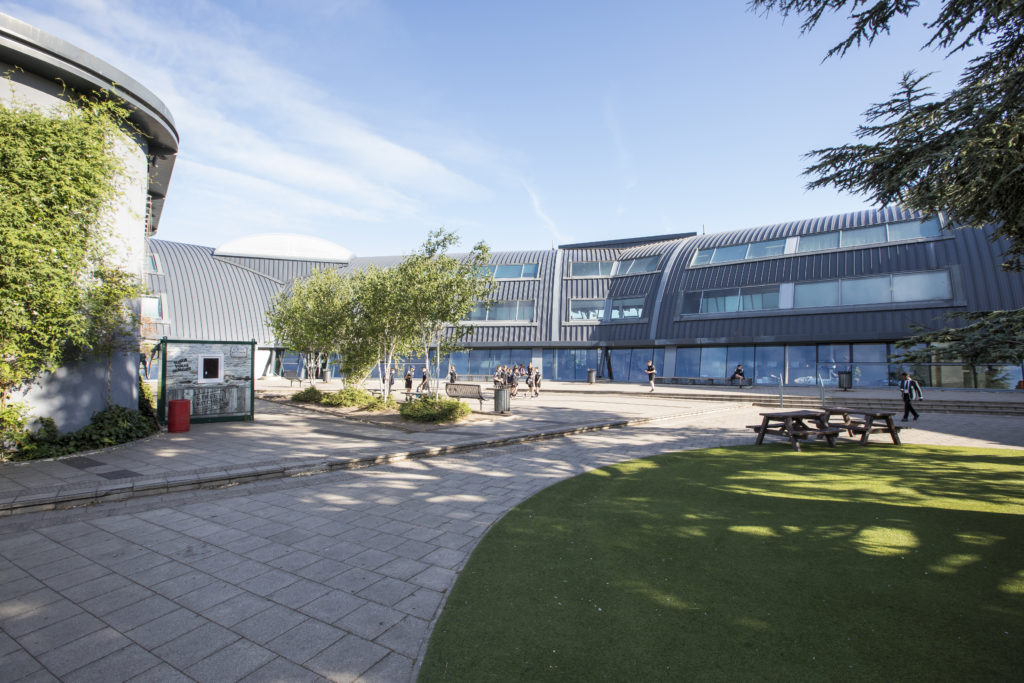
[837,370,853,391]
[494,387,511,413]
[587,368,597,384]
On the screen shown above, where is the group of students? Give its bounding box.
[493,363,541,398]
[389,365,430,396]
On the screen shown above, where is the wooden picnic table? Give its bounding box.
[749,410,840,451]
[824,407,902,445]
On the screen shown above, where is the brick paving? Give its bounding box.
[0,390,1021,682]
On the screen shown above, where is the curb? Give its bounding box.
[0,403,744,516]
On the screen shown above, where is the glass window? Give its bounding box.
[466,302,488,321]
[518,301,535,321]
[817,344,851,364]
[140,296,163,319]
[607,349,631,382]
[479,265,496,277]
[726,346,755,380]
[617,256,661,274]
[787,345,817,386]
[888,217,941,241]
[674,348,701,377]
[494,264,523,279]
[144,253,160,274]
[709,245,747,263]
[741,285,779,311]
[691,249,713,265]
[892,271,952,302]
[841,225,887,247]
[754,346,784,385]
[489,263,539,279]
[628,349,661,382]
[745,239,786,259]
[841,276,890,305]
[570,299,605,321]
[797,231,839,253]
[577,349,599,380]
[489,300,518,320]
[699,347,727,378]
[570,261,614,277]
[680,291,702,314]
[794,281,839,308]
[852,343,890,387]
[700,289,740,313]
[610,297,645,319]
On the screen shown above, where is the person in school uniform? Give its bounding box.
[899,371,923,421]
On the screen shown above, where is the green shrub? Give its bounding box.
[12,405,159,461]
[399,395,471,423]
[321,386,374,407]
[0,401,30,460]
[138,378,158,426]
[291,386,323,403]
[363,394,398,412]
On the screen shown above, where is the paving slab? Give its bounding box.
[0,388,1020,681]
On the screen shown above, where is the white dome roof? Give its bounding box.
[214,233,352,262]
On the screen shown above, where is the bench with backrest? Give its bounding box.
[282,369,301,387]
[668,376,747,387]
[445,382,487,410]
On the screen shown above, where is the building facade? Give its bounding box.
[146,208,1024,391]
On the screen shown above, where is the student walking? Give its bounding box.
[645,360,657,392]
[418,366,430,395]
[532,368,541,397]
[404,366,413,397]
[899,372,923,421]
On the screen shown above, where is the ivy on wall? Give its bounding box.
[0,86,141,454]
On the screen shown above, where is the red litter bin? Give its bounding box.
[167,399,191,432]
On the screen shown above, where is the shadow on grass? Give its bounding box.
[420,444,1024,682]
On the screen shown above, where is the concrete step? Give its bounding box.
[751,395,1024,416]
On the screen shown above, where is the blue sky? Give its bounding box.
[2,0,971,256]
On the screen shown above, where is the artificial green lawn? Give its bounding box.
[419,444,1024,681]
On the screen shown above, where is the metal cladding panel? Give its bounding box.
[657,211,1024,343]
[211,256,344,283]
[148,240,281,343]
[454,250,554,347]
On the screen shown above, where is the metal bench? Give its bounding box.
[445,382,487,410]
[282,369,301,387]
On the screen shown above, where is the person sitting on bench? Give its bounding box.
[729,364,746,389]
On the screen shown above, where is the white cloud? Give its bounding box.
[0,0,492,247]
[520,179,565,244]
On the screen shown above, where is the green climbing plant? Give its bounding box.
[0,85,141,456]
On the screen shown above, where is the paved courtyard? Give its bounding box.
[1,390,1021,682]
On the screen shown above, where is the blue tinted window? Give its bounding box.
[674,348,701,377]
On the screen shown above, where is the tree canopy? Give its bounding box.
[751,0,1024,270]
[265,229,494,399]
